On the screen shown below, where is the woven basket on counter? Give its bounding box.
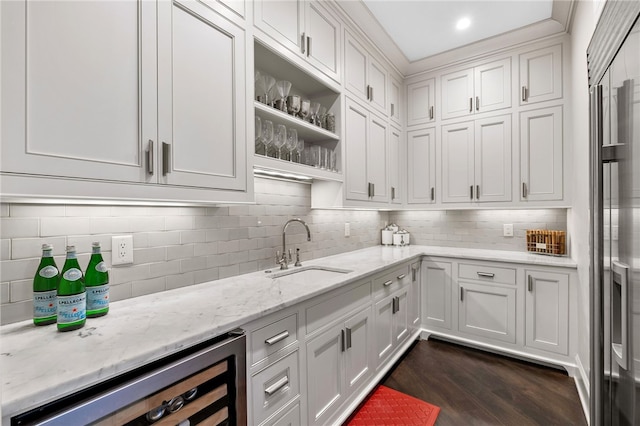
[526,229,566,255]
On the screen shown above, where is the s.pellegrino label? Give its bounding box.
[57,246,86,332]
[33,244,59,326]
[85,243,109,318]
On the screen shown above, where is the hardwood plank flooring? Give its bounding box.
[380,338,587,425]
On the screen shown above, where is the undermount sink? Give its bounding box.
[269,265,352,281]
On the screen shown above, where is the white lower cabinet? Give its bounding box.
[422,260,453,330]
[252,350,301,425]
[458,281,516,344]
[306,306,372,426]
[409,262,422,332]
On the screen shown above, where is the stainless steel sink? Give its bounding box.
[269,265,352,281]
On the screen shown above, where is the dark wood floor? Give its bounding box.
[381,338,587,425]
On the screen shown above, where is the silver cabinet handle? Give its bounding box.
[366,85,371,100]
[397,274,406,280]
[476,96,479,111]
[612,261,630,369]
[383,280,393,287]
[522,182,528,198]
[429,106,434,120]
[265,330,289,345]
[469,97,473,112]
[392,296,399,314]
[346,327,352,349]
[527,275,533,292]
[367,182,374,198]
[306,35,311,57]
[477,272,495,278]
[147,140,155,175]
[265,376,289,396]
[370,86,374,102]
[391,103,395,117]
[371,183,375,197]
[301,33,306,54]
[431,187,435,201]
[391,187,396,200]
[522,86,527,102]
[460,287,464,301]
[476,184,480,200]
[470,185,474,200]
[341,329,346,352]
[162,142,171,176]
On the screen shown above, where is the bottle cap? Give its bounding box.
[92,242,101,248]
[41,243,53,250]
[66,245,76,252]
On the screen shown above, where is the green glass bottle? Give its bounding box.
[85,242,109,318]
[33,244,59,326]
[57,245,86,332]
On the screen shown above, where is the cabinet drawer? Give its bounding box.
[252,350,300,425]
[373,264,410,299]
[458,263,516,285]
[251,314,298,366]
[306,280,371,335]
[264,401,301,426]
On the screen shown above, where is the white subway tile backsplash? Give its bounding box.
[219,264,240,279]
[1,218,40,239]
[167,244,195,261]
[41,217,90,237]
[65,205,111,217]
[194,268,219,284]
[1,282,9,304]
[109,283,132,302]
[1,239,11,261]
[134,247,167,265]
[147,231,181,247]
[180,256,208,273]
[166,272,195,290]
[1,300,32,325]
[0,204,9,217]
[0,258,39,283]
[193,242,218,257]
[180,230,206,244]
[131,277,166,298]
[10,279,31,303]
[165,216,194,231]
[11,237,67,260]
[12,205,66,218]
[128,216,165,233]
[67,235,112,252]
[110,264,150,285]
[149,260,181,279]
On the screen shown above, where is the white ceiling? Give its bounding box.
[362,0,555,62]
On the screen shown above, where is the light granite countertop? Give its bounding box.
[0,245,576,421]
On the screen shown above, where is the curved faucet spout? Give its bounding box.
[280,218,311,270]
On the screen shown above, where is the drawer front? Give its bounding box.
[458,263,516,285]
[306,280,371,335]
[264,401,301,426]
[373,264,410,299]
[251,314,298,365]
[252,351,300,425]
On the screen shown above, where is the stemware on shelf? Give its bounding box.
[299,99,310,121]
[255,115,263,155]
[261,119,274,158]
[273,124,287,160]
[310,102,321,126]
[255,70,266,103]
[286,128,298,162]
[287,95,301,117]
[262,74,276,106]
[274,81,292,112]
[319,106,327,128]
[296,138,305,164]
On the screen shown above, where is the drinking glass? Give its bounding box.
[262,120,274,157]
[273,124,287,159]
[255,115,263,155]
[319,106,327,128]
[296,138,305,164]
[275,81,292,111]
[287,95,301,117]
[262,74,276,106]
[310,102,321,126]
[286,129,298,162]
[299,99,311,121]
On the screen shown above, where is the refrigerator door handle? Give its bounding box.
[612,260,630,370]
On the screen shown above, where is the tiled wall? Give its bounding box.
[0,178,385,325]
[0,177,568,326]
[389,209,567,251]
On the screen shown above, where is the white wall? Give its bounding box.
[567,0,601,397]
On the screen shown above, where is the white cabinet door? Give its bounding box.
[441,69,474,120]
[459,282,516,344]
[520,106,563,201]
[344,307,373,395]
[344,33,369,102]
[393,286,410,346]
[474,115,512,202]
[368,57,388,115]
[389,126,402,205]
[474,58,511,113]
[442,121,474,203]
[374,294,395,366]
[410,263,422,330]
[520,44,562,105]
[2,0,156,183]
[345,99,369,201]
[525,270,569,355]
[422,260,452,330]
[368,113,389,203]
[158,1,246,191]
[389,76,403,125]
[407,78,435,126]
[306,321,345,426]
[254,0,304,55]
[305,1,341,82]
[407,127,436,205]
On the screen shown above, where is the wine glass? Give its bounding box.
[319,106,327,128]
[262,120,274,157]
[286,128,298,162]
[255,71,266,103]
[273,124,287,159]
[299,99,310,121]
[262,74,276,106]
[296,138,305,164]
[310,102,321,126]
[275,81,292,111]
[255,115,263,155]
[287,95,301,117]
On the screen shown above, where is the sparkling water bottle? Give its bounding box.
[85,242,109,318]
[57,246,86,332]
[33,244,59,326]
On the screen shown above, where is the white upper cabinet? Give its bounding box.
[520,106,563,201]
[158,1,246,191]
[519,44,562,105]
[254,0,341,83]
[442,115,512,203]
[389,75,403,125]
[407,127,436,205]
[344,31,388,115]
[441,58,511,120]
[389,126,403,205]
[407,78,436,127]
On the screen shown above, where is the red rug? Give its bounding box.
[345,385,440,426]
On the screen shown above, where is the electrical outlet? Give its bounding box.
[112,235,133,265]
[503,224,514,237]
[344,222,351,237]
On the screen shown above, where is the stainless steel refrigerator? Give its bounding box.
[589,2,640,425]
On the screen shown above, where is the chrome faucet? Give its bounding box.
[276,218,311,270]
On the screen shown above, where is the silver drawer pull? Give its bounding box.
[265,331,289,345]
[397,274,406,280]
[265,376,289,396]
[477,272,495,278]
[383,280,393,287]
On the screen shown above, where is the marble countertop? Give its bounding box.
[0,245,576,420]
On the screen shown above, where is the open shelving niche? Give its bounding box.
[253,41,342,182]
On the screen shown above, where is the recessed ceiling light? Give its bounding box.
[456,17,471,31]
